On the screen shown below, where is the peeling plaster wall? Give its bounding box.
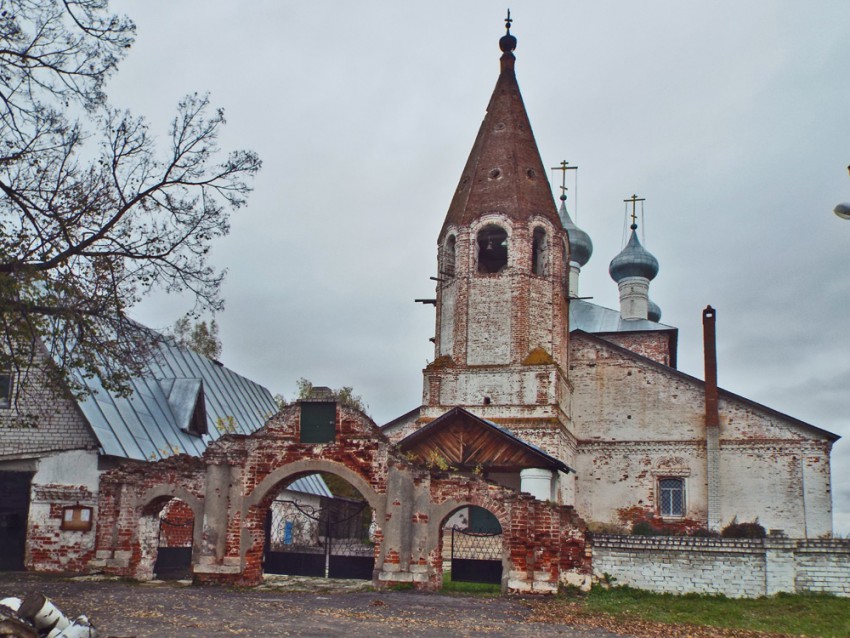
[598,331,673,366]
[570,335,833,536]
[25,449,100,572]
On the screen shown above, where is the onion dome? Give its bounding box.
[609,224,659,283]
[647,299,662,323]
[558,195,593,267]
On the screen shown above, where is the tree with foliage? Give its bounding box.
[294,377,369,414]
[0,0,260,402]
[171,316,221,360]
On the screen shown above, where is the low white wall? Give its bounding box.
[590,535,850,598]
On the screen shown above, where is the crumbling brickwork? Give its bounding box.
[94,402,587,592]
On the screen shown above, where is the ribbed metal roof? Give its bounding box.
[570,299,673,334]
[285,474,333,498]
[75,334,278,462]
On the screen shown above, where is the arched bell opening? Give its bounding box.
[531,227,548,276]
[476,225,508,274]
[441,234,457,279]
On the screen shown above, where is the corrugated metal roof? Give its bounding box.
[570,299,674,333]
[286,474,333,498]
[75,334,278,461]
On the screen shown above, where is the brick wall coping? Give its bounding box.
[589,534,850,553]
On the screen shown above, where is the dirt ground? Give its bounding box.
[0,572,634,638]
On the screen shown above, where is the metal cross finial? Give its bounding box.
[552,160,577,200]
[624,194,645,227]
[505,9,512,33]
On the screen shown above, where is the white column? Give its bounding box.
[617,276,650,320]
[520,468,554,501]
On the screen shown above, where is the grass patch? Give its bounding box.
[577,586,850,637]
[441,571,500,595]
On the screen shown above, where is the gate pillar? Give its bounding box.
[195,463,243,579]
[377,464,432,586]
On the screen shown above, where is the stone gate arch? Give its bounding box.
[237,459,386,584]
[431,498,510,589]
[132,486,204,581]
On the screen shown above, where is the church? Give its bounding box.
[383,17,838,539]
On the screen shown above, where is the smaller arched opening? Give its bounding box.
[262,472,378,581]
[439,505,504,589]
[441,235,457,279]
[137,496,197,581]
[476,224,508,274]
[532,227,548,276]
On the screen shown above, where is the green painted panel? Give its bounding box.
[300,402,336,443]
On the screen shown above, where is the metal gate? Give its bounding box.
[450,526,503,585]
[153,511,193,580]
[264,498,375,580]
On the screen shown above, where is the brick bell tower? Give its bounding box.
[421,17,574,487]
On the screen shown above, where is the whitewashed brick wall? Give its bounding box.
[591,535,850,598]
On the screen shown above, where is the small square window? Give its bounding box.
[659,478,685,517]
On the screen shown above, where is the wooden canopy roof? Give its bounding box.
[398,407,572,474]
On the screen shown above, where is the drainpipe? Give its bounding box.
[703,306,721,530]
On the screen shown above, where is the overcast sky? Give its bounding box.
[107,1,850,534]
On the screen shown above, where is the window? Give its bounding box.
[0,371,11,408]
[659,478,685,517]
[476,225,508,273]
[531,227,548,275]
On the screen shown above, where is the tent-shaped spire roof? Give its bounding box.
[440,18,561,238]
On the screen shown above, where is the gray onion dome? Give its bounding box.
[558,197,593,267]
[647,299,662,323]
[609,224,659,282]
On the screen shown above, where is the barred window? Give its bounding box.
[659,478,685,517]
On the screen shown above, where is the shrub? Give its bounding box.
[721,519,766,539]
[631,521,675,536]
[689,527,720,538]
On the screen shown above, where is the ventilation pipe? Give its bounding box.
[703,306,721,530]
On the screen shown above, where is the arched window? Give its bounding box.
[442,235,456,278]
[659,478,685,517]
[476,225,508,274]
[531,227,548,275]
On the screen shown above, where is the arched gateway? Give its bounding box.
[95,398,588,592]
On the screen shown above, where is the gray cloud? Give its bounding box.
[109,0,850,533]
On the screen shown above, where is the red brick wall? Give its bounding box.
[158,499,194,548]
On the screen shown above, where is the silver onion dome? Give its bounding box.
[647,298,662,323]
[609,224,659,282]
[558,198,593,267]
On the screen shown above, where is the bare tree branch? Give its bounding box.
[0,1,260,402]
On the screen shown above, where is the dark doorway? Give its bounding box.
[152,499,194,580]
[0,472,32,571]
